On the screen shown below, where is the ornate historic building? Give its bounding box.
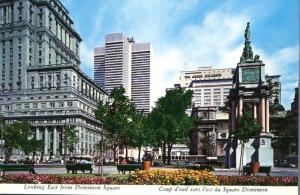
[227,22,273,168]
[0,0,108,161]
[190,107,229,159]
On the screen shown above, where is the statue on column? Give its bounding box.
[245,22,250,41]
[240,22,254,62]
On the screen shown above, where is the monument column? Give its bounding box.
[253,103,257,119]
[231,100,236,131]
[238,98,243,116]
[266,99,270,133]
[260,97,266,132]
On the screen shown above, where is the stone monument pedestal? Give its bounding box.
[235,133,273,168]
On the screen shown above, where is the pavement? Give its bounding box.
[2,165,298,177]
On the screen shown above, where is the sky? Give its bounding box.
[61,0,299,110]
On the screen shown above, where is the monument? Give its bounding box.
[227,22,273,168]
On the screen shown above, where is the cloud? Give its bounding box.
[149,9,250,106]
[257,45,299,109]
[80,43,94,77]
[69,0,298,110]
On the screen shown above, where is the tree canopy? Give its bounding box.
[147,87,197,164]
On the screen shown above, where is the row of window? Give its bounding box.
[0,101,74,110]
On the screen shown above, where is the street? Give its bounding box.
[2,165,298,177]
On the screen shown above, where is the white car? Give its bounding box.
[79,160,93,165]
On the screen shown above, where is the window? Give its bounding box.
[16,104,21,109]
[41,102,46,108]
[24,103,29,109]
[68,102,73,107]
[59,102,64,107]
[50,102,55,107]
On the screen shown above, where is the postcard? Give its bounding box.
[0,0,298,195]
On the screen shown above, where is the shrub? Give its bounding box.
[217,176,298,186]
[128,169,219,185]
[1,174,112,184]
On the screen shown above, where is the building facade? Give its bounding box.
[94,33,151,113]
[190,107,229,158]
[0,0,108,161]
[180,67,234,107]
[265,74,281,104]
[131,43,151,113]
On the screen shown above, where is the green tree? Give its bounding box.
[128,110,146,162]
[271,110,298,157]
[23,139,44,159]
[96,86,135,160]
[234,111,261,174]
[147,88,197,164]
[3,122,32,163]
[62,125,79,162]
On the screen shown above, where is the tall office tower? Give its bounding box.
[131,43,151,113]
[94,47,105,88]
[94,33,132,96]
[180,67,235,107]
[0,0,108,160]
[94,33,151,113]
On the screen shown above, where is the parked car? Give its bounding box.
[78,159,93,165]
[47,157,63,164]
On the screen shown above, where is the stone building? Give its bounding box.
[190,107,229,158]
[0,0,108,161]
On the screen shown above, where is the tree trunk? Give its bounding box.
[125,146,128,159]
[113,147,117,163]
[240,144,244,175]
[138,146,141,162]
[167,143,173,165]
[4,147,12,164]
[239,142,245,175]
[40,151,44,162]
[162,142,166,164]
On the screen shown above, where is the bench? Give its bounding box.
[0,164,34,175]
[195,160,223,168]
[185,165,214,171]
[243,166,271,176]
[177,160,186,168]
[65,164,93,174]
[116,164,143,174]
